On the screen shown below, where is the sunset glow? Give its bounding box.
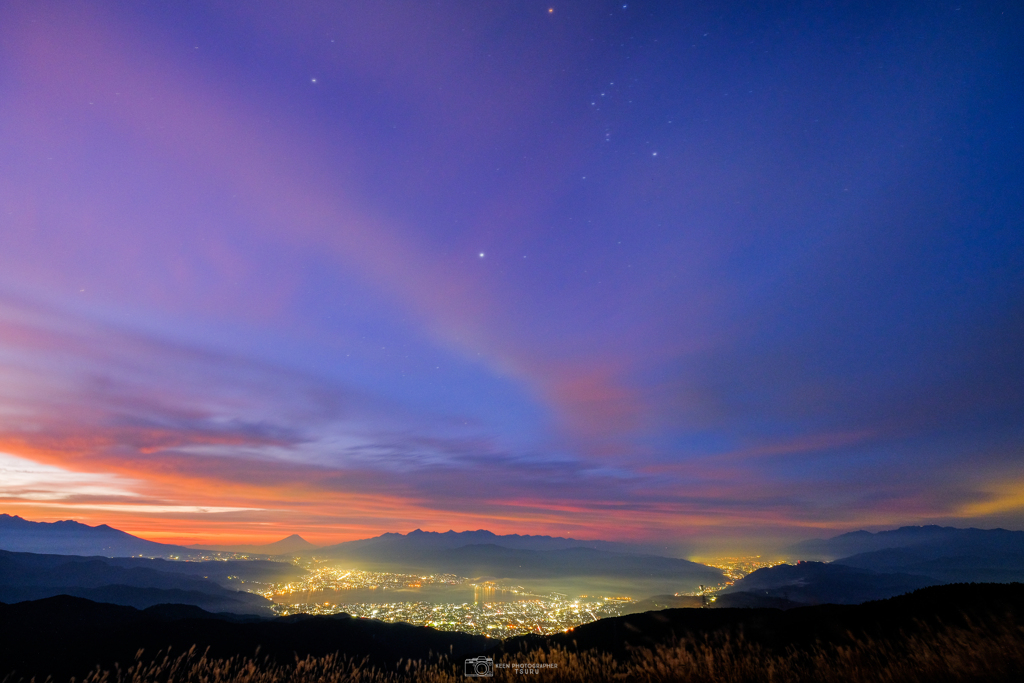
[0,2,1021,550]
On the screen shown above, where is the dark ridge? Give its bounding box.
[788,525,1024,561]
[0,595,491,681]
[492,582,1024,660]
[721,560,938,604]
[0,549,277,614]
[3,584,1023,681]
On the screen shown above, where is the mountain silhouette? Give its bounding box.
[834,543,1024,583]
[787,525,1024,561]
[0,514,199,558]
[315,528,657,556]
[0,549,276,614]
[189,534,319,555]
[720,560,937,605]
[310,530,722,592]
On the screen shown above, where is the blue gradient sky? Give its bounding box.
[0,1,1021,550]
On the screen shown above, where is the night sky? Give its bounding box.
[0,1,1021,551]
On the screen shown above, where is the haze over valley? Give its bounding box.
[3,513,1023,638]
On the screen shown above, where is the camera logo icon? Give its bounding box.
[464,655,494,677]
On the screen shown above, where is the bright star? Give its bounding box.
[479,252,485,258]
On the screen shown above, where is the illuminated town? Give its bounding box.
[270,597,633,638]
[699,556,789,582]
[230,557,785,635]
[238,563,633,636]
[674,556,789,597]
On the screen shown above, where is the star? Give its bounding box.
[479,252,485,258]
[311,77,318,84]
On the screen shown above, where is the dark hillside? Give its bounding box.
[0,595,491,681]
[494,582,1024,660]
[0,549,273,613]
[3,584,1023,682]
[720,560,937,604]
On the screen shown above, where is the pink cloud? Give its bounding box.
[0,2,652,448]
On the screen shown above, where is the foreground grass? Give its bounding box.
[6,618,1024,683]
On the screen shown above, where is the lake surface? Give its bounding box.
[270,583,533,605]
[268,575,676,605]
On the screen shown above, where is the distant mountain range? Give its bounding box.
[0,514,317,559]
[8,514,1023,609]
[1,516,660,561]
[0,515,721,596]
[833,538,1024,584]
[793,526,1024,585]
[727,526,1024,605]
[309,529,724,592]
[786,525,1024,561]
[0,514,199,558]
[188,534,319,555]
[314,528,658,557]
[0,549,285,614]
